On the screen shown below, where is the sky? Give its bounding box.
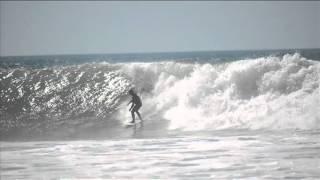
[0,1,319,56]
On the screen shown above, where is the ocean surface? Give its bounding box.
[1,49,320,179]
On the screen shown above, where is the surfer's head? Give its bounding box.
[128,89,135,95]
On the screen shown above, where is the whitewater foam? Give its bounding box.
[118,53,319,131]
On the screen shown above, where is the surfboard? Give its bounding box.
[124,121,142,127]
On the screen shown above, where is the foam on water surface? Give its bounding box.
[1,130,319,179]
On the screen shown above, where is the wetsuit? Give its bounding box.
[131,94,142,111]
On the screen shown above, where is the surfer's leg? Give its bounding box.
[130,110,135,123]
[134,105,142,121]
[136,111,143,121]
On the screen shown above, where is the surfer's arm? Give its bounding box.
[127,100,133,106]
[129,103,135,111]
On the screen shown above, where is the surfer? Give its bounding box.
[128,89,143,123]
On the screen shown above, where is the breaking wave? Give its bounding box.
[1,53,319,138]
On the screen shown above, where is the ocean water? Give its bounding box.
[1,49,320,179]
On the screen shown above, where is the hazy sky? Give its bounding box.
[1,1,319,56]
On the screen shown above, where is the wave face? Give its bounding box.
[1,53,319,138]
[0,64,133,137]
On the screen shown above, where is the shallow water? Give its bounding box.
[1,129,319,179]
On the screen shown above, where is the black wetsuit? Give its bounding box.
[131,94,142,111]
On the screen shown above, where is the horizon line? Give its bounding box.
[1,47,319,58]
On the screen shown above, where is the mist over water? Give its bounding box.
[0,52,319,139]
